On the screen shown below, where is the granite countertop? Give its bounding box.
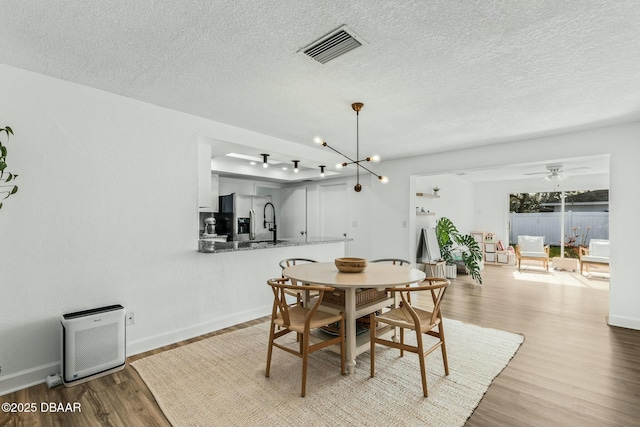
[198,236,352,253]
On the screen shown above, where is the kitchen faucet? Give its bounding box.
[263,202,277,244]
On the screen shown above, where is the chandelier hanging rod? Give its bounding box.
[313,138,385,180]
[315,139,381,173]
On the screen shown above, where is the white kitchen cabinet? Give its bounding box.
[198,143,213,211]
[210,173,219,212]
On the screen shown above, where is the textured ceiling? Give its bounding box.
[1,1,638,178]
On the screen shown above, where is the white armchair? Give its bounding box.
[516,236,550,270]
[579,239,610,275]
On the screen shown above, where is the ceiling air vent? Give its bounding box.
[300,26,365,64]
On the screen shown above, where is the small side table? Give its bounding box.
[426,260,446,278]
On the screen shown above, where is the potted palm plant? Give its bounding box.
[0,125,18,209]
[435,217,483,284]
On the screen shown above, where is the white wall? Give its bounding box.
[0,65,345,394]
[412,175,476,261]
[362,125,638,333]
[1,63,638,395]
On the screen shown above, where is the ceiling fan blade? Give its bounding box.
[523,171,549,176]
[562,166,590,172]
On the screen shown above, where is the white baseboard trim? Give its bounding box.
[126,305,270,357]
[0,361,60,396]
[608,314,640,331]
[1,306,270,396]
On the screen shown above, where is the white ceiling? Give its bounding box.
[2,1,637,181]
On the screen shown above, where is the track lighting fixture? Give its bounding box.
[320,165,325,177]
[293,160,300,173]
[261,153,269,168]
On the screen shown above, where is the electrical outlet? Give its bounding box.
[126,311,136,325]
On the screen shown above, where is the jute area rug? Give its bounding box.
[132,319,523,427]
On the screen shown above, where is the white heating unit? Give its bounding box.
[61,304,126,386]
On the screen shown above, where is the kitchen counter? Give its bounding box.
[198,236,352,253]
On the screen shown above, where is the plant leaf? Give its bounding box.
[435,216,483,284]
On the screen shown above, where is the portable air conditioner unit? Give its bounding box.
[61,304,126,386]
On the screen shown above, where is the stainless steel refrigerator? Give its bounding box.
[219,194,274,241]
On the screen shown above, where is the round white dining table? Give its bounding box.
[283,262,425,373]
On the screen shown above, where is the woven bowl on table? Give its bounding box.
[334,257,367,273]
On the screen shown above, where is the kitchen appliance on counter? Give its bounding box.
[219,193,272,241]
[212,212,232,240]
[203,216,216,235]
[199,214,229,242]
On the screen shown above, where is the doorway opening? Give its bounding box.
[510,189,609,281]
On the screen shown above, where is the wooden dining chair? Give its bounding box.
[369,258,410,314]
[371,258,411,266]
[369,277,450,397]
[266,278,346,397]
[279,258,318,306]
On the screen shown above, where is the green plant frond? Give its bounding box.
[435,216,483,285]
[2,185,17,198]
[435,217,458,249]
[0,125,18,207]
[455,235,483,261]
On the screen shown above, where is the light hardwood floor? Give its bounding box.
[2,265,638,427]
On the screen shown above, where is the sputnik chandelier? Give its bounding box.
[314,102,388,192]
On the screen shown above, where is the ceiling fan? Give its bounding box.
[524,163,589,181]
